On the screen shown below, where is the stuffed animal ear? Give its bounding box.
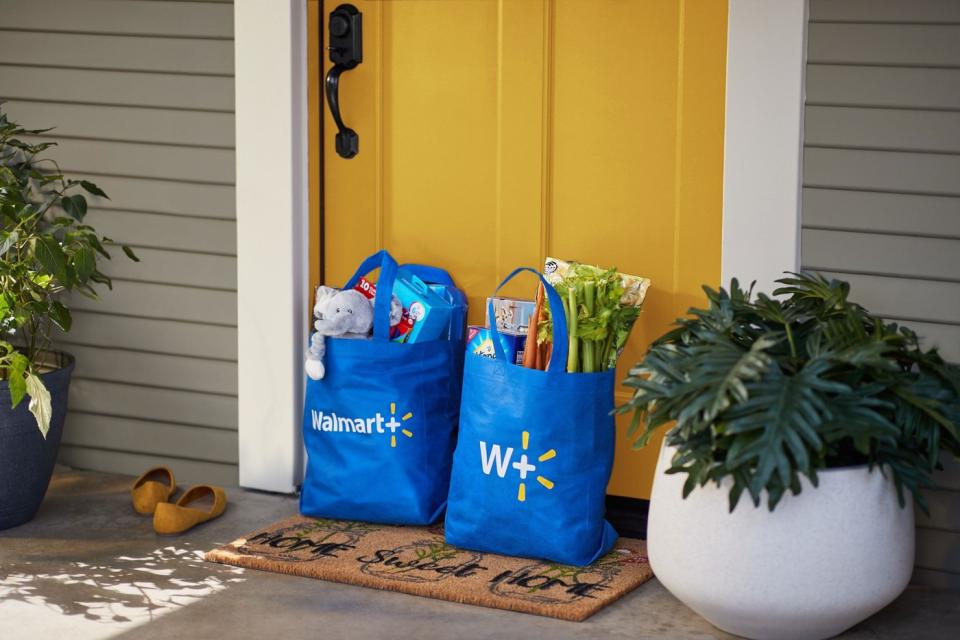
[313,285,339,318]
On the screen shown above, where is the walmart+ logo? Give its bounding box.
[310,401,414,449]
[479,430,556,502]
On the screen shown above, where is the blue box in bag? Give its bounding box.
[392,270,453,343]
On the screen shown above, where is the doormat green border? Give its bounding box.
[204,515,653,621]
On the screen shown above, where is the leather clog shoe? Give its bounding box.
[131,466,176,515]
[153,485,227,535]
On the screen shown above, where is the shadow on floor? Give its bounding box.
[1,542,245,623]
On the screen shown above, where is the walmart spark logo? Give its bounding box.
[386,402,414,448]
[479,430,556,502]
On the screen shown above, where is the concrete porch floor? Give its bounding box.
[1,469,958,640]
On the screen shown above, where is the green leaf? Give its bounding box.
[73,245,95,283]
[25,373,52,439]
[49,301,72,332]
[61,194,87,221]
[80,180,108,199]
[122,245,140,262]
[0,230,17,258]
[35,236,69,284]
[90,270,113,290]
[32,273,53,288]
[7,353,28,408]
[88,235,112,259]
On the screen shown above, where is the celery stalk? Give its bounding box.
[583,281,596,372]
[600,331,615,370]
[567,287,579,373]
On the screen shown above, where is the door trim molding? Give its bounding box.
[235,0,309,492]
[721,0,808,293]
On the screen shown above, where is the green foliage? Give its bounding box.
[619,272,960,512]
[0,109,138,436]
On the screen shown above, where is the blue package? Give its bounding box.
[429,283,468,341]
[391,271,453,343]
[467,326,527,365]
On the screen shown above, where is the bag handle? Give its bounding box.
[488,267,568,373]
[342,249,399,342]
[400,263,456,287]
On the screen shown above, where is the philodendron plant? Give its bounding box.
[620,272,960,512]
[0,110,137,436]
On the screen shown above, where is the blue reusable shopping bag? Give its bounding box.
[300,250,465,525]
[444,267,618,566]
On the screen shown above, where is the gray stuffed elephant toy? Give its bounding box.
[305,285,403,380]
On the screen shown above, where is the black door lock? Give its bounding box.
[325,4,362,159]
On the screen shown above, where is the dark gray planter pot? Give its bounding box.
[0,353,75,530]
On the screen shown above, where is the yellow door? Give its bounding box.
[312,0,727,500]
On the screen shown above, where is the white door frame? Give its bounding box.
[233,0,808,492]
[721,0,808,293]
[235,0,309,492]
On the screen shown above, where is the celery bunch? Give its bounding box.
[537,262,648,373]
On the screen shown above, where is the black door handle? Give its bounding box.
[325,65,358,159]
[325,4,362,159]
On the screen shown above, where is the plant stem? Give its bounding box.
[27,317,39,365]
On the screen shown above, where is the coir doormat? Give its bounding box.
[204,515,652,621]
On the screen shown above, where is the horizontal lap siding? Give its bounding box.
[70,380,237,430]
[0,66,235,111]
[61,312,237,361]
[805,66,960,110]
[7,101,235,148]
[61,175,235,219]
[82,210,236,255]
[0,0,234,37]
[809,0,960,23]
[805,107,960,154]
[803,189,960,237]
[0,0,238,484]
[804,1,960,588]
[18,136,235,184]
[803,230,960,283]
[0,31,233,75]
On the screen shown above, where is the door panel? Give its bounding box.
[319,0,727,500]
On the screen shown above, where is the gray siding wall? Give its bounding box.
[804,0,960,589]
[0,0,238,485]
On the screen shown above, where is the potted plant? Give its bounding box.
[620,272,960,640]
[0,110,137,529]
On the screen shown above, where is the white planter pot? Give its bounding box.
[648,445,914,640]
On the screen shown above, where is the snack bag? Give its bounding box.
[543,257,650,307]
